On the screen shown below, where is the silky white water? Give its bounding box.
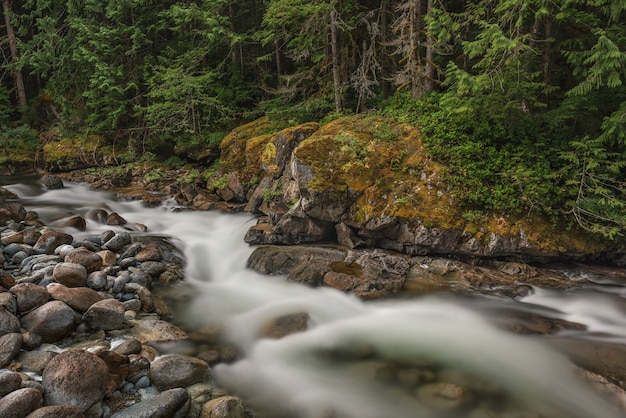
[4,179,625,418]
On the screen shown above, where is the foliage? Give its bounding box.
[2,0,626,238]
[0,124,39,150]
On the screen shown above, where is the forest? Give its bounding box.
[1,0,626,237]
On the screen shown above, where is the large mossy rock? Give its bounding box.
[43,134,117,172]
[220,115,622,264]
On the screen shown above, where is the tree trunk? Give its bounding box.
[3,0,27,110]
[330,10,343,113]
[424,0,435,93]
[410,0,422,98]
[379,0,391,98]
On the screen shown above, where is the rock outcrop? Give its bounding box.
[210,115,621,265]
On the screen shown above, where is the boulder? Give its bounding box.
[24,405,86,418]
[42,350,109,413]
[64,248,103,273]
[47,283,103,312]
[127,319,188,343]
[0,388,43,418]
[33,230,73,255]
[52,262,88,287]
[0,332,23,367]
[20,301,76,343]
[0,306,21,334]
[149,354,209,390]
[41,175,65,189]
[82,298,125,331]
[9,283,49,313]
[200,396,246,418]
[0,371,23,397]
[0,203,27,224]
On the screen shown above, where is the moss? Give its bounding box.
[330,261,363,277]
[43,135,115,170]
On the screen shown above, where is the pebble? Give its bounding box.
[0,201,226,418]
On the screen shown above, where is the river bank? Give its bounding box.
[2,175,626,418]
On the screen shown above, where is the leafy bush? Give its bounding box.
[382,92,566,216]
[0,125,39,151]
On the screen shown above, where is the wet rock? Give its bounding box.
[96,250,116,267]
[0,371,23,396]
[200,396,246,418]
[42,350,109,414]
[135,246,163,262]
[0,269,17,289]
[103,232,131,252]
[21,331,43,351]
[85,271,108,290]
[82,298,125,331]
[105,213,127,226]
[55,215,87,231]
[52,262,88,287]
[10,283,50,313]
[149,354,210,390]
[0,306,21,334]
[140,261,167,277]
[0,293,17,316]
[1,230,42,246]
[0,203,27,224]
[41,175,65,190]
[112,338,142,356]
[261,312,309,339]
[33,230,73,255]
[415,382,473,412]
[17,350,58,375]
[47,283,103,312]
[24,405,86,418]
[95,349,129,387]
[0,387,43,418]
[4,243,33,258]
[0,332,23,367]
[20,301,76,343]
[64,248,103,273]
[109,387,189,418]
[128,319,188,343]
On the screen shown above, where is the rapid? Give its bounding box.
[2,176,625,418]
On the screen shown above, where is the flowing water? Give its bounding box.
[2,177,625,418]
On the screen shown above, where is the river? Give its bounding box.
[2,176,625,418]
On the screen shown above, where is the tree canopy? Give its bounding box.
[1,0,625,236]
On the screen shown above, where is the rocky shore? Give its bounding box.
[2,174,626,417]
[0,181,251,418]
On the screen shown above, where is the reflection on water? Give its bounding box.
[2,177,625,417]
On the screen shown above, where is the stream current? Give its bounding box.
[2,177,625,418]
